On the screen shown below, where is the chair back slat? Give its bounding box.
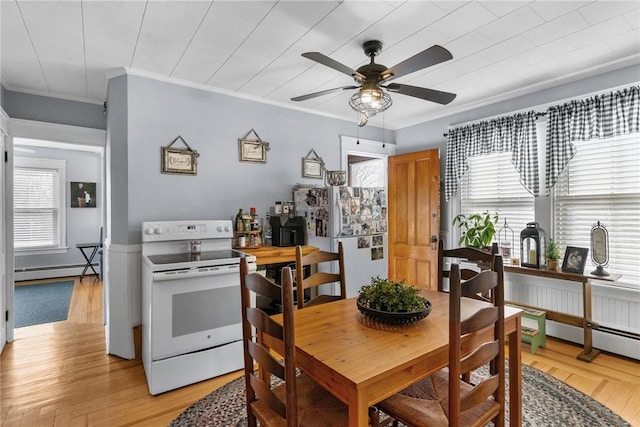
[460,340,500,373]
[247,340,285,380]
[246,308,283,341]
[461,270,497,297]
[249,370,288,418]
[461,306,499,335]
[460,375,499,412]
[299,272,342,290]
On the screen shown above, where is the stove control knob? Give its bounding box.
[225,225,231,232]
[145,227,155,235]
[154,227,162,234]
[217,225,223,232]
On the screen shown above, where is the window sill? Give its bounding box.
[15,247,69,256]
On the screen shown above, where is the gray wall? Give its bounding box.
[2,88,106,130]
[107,74,394,245]
[14,146,102,270]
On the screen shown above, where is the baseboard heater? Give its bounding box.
[14,263,98,281]
[595,324,640,341]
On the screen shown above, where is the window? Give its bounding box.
[459,152,535,259]
[554,134,640,287]
[348,156,386,187]
[14,157,67,253]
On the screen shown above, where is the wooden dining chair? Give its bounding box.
[294,241,347,309]
[240,257,353,427]
[374,254,506,427]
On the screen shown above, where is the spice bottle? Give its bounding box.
[235,209,244,231]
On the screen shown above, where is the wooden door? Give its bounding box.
[388,149,440,289]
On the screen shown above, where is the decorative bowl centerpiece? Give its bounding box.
[357,276,431,325]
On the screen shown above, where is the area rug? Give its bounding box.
[169,363,631,427]
[14,280,74,328]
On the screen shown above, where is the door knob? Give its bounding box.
[430,235,438,250]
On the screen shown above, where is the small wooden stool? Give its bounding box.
[507,304,546,354]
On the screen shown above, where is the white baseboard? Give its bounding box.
[14,264,98,281]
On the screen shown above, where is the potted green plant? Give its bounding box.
[545,238,561,271]
[357,277,431,324]
[452,211,499,249]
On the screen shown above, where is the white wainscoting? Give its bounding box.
[105,240,141,360]
[506,273,640,360]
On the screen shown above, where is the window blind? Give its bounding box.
[555,134,640,286]
[460,152,535,259]
[14,164,61,249]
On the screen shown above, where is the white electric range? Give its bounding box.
[141,220,256,395]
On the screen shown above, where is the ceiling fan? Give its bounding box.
[291,40,456,126]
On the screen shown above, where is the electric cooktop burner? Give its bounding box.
[147,250,245,265]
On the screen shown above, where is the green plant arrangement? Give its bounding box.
[357,277,431,324]
[545,238,560,260]
[452,211,499,248]
[545,238,561,271]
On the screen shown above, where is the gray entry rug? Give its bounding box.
[15,280,74,328]
[169,363,630,426]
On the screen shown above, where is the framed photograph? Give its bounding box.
[71,181,97,208]
[302,158,323,178]
[561,246,589,274]
[162,147,197,175]
[239,139,267,163]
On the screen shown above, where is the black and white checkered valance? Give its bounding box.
[545,85,640,194]
[445,111,539,202]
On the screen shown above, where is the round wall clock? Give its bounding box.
[590,221,609,276]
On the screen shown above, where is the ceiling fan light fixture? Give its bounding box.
[348,90,392,116]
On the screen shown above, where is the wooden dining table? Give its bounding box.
[270,289,523,427]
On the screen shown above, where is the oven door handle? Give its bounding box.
[152,264,242,281]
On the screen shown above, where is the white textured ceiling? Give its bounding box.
[2,0,639,129]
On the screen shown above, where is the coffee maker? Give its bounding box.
[270,216,305,247]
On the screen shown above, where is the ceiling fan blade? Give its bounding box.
[291,85,359,102]
[383,45,453,82]
[385,83,456,105]
[302,52,365,80]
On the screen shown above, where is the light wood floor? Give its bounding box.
[2,277,639,426]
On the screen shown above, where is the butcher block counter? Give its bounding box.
[238,245,319,266]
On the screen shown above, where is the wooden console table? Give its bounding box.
[504,265,621,362]
[237,245,318,266]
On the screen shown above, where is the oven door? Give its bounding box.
[150,264,245,361]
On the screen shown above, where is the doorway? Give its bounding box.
[12,138,103,329]
[2,120,106,345]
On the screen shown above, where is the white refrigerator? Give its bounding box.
[293,186,388,297]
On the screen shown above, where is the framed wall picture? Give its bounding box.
[302,158,323,178]
[162,147,197,175]
[239,139,267,163]
[161,136,199,175]
[302,149,324,179]
[561,246,589,274]
[238,129,269,163]
[71,181,97,208]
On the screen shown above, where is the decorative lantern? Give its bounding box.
[497,219,514,262]
[520,222,547,268]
